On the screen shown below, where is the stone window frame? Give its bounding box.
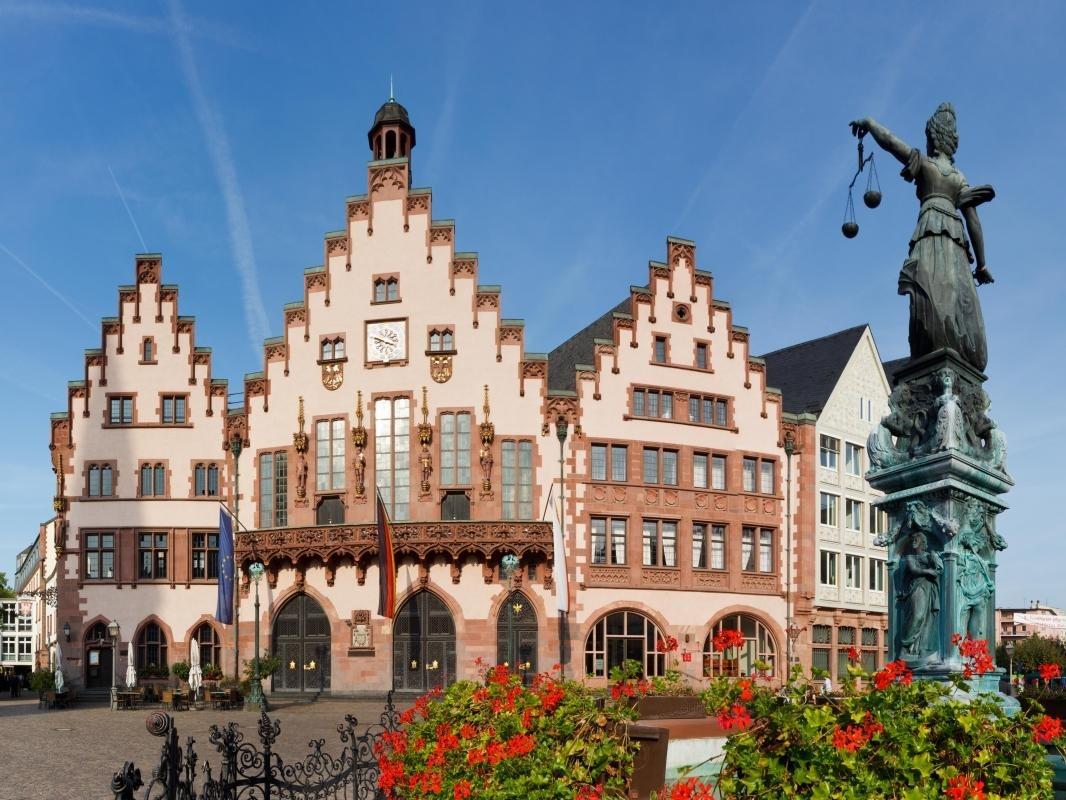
[257,449,290,529]
[651,332,670,364]
[693,338,712,371]
[105,393,136,426]
[641,446,679,487]
[318,333,348,363]
[740,454,778,496]
[139,336,157,365]
[313,415,348,494]
[189,530,220,583]
[136,460,170,498]
[641,517,680,568]
[588,515,628,566]
[81,529,117,583]
[190,460,223,498]
[437,409,474,488]
[136,530,171,582]
[371,273,401,304]
[159,392,190,425]
[588,441,628,484]
[426,325,456,354]
[82,460,118,498]
[583,609,666,679]
[691,520,729,572]
[626,383,739,433]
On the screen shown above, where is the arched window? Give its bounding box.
[385,130,397,159]
[193,623,221,668]
[85,621,109,642]
[207,464,219,496]
[194,464,206,496]
[442,330,454,351]
[101,465,113,496]
[135,622,168,670]
[154,464,165,496]
[386,278,399,301]
[584,609,665,678]
[320,337,345,361]
[374,279,387,303]
[321,340,334,360]
[703,614,777,678]
[142,337,154,362]
[140,464,152,496]
[429,330,442,351]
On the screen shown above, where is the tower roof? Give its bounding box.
[368,98,416,151]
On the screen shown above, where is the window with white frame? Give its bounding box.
[642,519,677,567]
[693,452,708,489]
[584,610,665,678]
[316,418,346,491]
[439,412,471,486]
[258,451,288,527]
[703,614,777,678]
[870,505,889,536]
[590,517,626,565]
[501,440,533,520]
[845,498,864,531]
[758,528,775,572]
[845,554,862,589]
[820,492,839,526]
[375,398,410,520]
[711,455,727,490]
[869,558,886,592]
[741,527,757,571]
[820,550,838,586]
[845,442,863,476]
[819,435,839,469]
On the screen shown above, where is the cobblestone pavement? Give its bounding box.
[0,695,396,800]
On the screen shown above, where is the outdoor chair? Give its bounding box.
[161,689,174,710]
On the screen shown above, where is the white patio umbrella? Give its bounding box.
[125,661,137,689]
[54,643,64,693]
[188,639,203,697]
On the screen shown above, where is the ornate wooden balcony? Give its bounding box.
[235,520,554,588]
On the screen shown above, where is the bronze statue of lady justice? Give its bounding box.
[850,103,995,372]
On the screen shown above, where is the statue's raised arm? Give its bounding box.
[848,103,994,372]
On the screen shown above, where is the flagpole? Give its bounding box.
[229,435,243,682]
[554,415,568,679]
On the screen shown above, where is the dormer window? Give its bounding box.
[320,336,346,361]
[428,328,455,353]
[373,276,399,303]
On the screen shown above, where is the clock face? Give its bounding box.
[366,321,406,363]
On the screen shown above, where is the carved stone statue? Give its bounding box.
[899,530,943,658]
[955,501,1004,640]
[296,456,308,500]
[868,383,919,469]
[851,103,995,371]
[931,368,965,453]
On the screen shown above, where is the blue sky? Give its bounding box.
[0,1,1062,606]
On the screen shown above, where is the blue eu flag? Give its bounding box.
[216,508,234,624]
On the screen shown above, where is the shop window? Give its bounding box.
[703,614,777,678]
[584,610,665,678]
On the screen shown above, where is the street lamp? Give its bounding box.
[1005,640,1015,694]
[501,554,520,673]
[106,621,120,689]
[63,621,70,642]
[783,432,796,670]
[245,561,266,710]
[228,433,243,681]
[555,414,568,678]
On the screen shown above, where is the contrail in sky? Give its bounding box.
[108,165,148,253]
[168,0,270,356]
[0,242,97,330]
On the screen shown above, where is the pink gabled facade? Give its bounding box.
[48,98,790,697]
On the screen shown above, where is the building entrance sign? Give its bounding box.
[392,591,456,693]
[271,593,332,693]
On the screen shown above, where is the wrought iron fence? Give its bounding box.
[110,693,399,800]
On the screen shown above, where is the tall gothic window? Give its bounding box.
[316,419,346,491]
[375,397,411,520]
[193,623,221,668]
[135,622,168,670]
[439,412,471,486]
[258,452,288,528]
[501,440,533,519]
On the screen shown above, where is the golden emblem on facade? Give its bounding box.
[430,354,452,384]
[321,362,343,390]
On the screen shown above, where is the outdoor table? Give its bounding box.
[54,690,69,709]
[209,690,227,710]
[117,690,139,710]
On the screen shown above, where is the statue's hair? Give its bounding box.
[910,531,928,550]
[926,102,958,159]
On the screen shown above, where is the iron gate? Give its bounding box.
[110,693,399,799]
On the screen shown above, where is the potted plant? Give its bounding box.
[171,660,191,688]
[202,663,224,687]
[633,636,706,720]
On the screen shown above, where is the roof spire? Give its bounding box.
[389,74,394,102]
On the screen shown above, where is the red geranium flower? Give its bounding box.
[712,629,746,652]
[846,646,860,661]
[945,774,986,800]
[873,660,913,690]
[1034,714,1064,744]
[715,703,752,731]
[1039,663,1062,682]
[453,779,472,800]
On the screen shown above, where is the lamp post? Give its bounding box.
[229,433,243,682]
[245,561,266,710]
[555,414,568,678]
[63,621,70,643]
[1005,639,1015,694]
[107,620,120,689]
[783,432,796,670]
[501,554,520,673]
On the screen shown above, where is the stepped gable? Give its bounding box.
[760,324,869,415]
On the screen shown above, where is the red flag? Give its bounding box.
[376,490,397,618]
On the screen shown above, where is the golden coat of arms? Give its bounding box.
[430,355,452,383]
[321,362,344,390]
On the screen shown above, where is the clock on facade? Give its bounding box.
[366,320,406,363]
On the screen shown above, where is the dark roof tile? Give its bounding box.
[760,325,869,415]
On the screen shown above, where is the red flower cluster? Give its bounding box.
[873,660,913,690]
[945,774,987,800]
[610,677,650,701]
[659,777,718,800]
[712,628,745,652]
[952,634,994,678]
[737,678,753,702]
[1039,663,1062,682]
[656,635,679,653]
[452,779,472,800]
[846,646,860,662]
[576,784,604,800]
[831,713,883,752]
[715,703,752,731]
[1033,714,1064,744]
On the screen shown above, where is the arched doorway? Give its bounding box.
[496,591,538,684]
[703,613,778,678]
[271,594,332,693]
[83,621,113,689]
[392,591,456,693]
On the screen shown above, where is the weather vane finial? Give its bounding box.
[389,74,394,101]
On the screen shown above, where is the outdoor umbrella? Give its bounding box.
[54,643,64,693]
[188,639,203,697]
[125,661,137,689]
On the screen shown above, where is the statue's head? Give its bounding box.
[926,102,958,159]
[938,367,955,393]
[910,531,928,552]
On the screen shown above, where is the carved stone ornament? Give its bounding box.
[479,385,495,498]
[430,354,453,384]
[418,387,433,497]
[321,362,343,391]
[294,396,309,500]
[347,610,373,650]
[352,391,367,499]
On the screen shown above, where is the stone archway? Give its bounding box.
[392,590,456,694]
[271,593,331,693]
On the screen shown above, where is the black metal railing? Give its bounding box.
[110,693,399,800]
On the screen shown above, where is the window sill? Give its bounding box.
[370,299,403,305]
[648,360,714,374]
[425,349,458,357]
[624,414,738,433]
[316,356,349,366]
[103,423,193,429]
